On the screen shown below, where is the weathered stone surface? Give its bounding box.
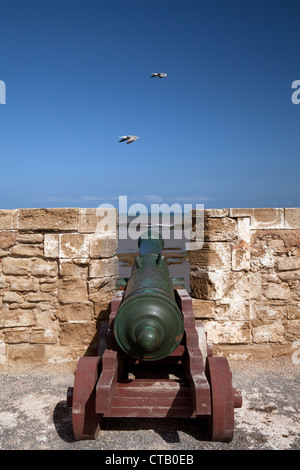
[9,278,39,292]
[10,244,43,257]
[30,328,58,344]
[56,302,94,322]
[192,299,215,319]
[277,256,300,271]
[59,259,88,278]
[59,322,96,346]
[285,208,300,228]
[194,217,237,242]
[89,234,118,258]
[16,233,44,244]
[252,322,285,343]
[189,242,231,271]
[44,234,59,258]
[0,231,17,250]
[89,257,119,278]
[78,208,117,234]
[17,208,78,231]
[229,208,284,228]
[2,291,23,303]
[30,259,58,277]
[2,258,29,275]
[58,277,89,304]
[88,277,117,302]
[263,283,290,300]
[3,328,30,343]
[0,210,17,230]
[0,308,35,327]
[203,320,250,344]
[7,344,45,363]
[59,234,89,259]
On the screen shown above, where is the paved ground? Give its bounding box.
[0,357,299,451]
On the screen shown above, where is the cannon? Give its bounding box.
[67,231,242,442]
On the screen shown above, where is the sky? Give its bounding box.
[0,0,299,211]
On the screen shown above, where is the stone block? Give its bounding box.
[30,258,58,277]
[89,257,119,278]
[4,328,30,343]
[263,283,291,300]
[0,308,35,327]
[230,208,284,228]
[284,320,300,341]
[0,210,17,229]
[59,234,89,259]
[10,244,43,257]
[9,278,39,292]
[192,299,215,319]
[16,233,44,243]
[58,277,89,304]
[213,344,273,360]
[202,217,237,242]
[232,246,250,271]
[25,292,56,303]
[252,322,285,343]
[59,322,96,347]
[285,208,300,228]
[56,302,94,322]
[44,234,59,258]
[89,234,118,258]
[0,231,17,250]
[277,256,300,271]
[88,277,117,302]
[203,320,250,344]
[2,258,30,275]
[7,344,45,363]
[59,259,88,278]
[78,208,117,234]
[17,208,78,231]
[189,242,231,271]
[2,292,23,303]
[30,328,58,344]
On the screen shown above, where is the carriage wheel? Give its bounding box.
[72,356,101,440]
[206,356,234,442]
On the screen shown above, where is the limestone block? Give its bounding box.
[278,270,300,281]
[0,231,17,250]
[56,302,94,322]
[252,322,285,343]
[213,344,273,360]
[17,208,78,231]
[4,328,30,343]
[192,299,215,319]
[59,322,96,346]
[30,328,58,344]
[40,281,58,293]
[88,277,117,302]
[232,246,251,271]
[284,320,300,341]
[230,208,285,228]
[44,234,59,258]
[78,208,117,234]
[59,234,89,259]
[10,244,43,257]
[0,210,18,229]
[25,292,56,303]
[203,320,250,344]
[59,259,88,278]
[89,256,119,278]
[2,258,30,275]
[58,277,89,304]
[263,283,291,300]
[0,341,6,365]
[30,258,58,277]
[7,344,45,363]
[277,256,300,271]
[0,308,35,327]
[285,208,300,228]
[2,291,23,303]
[89,234,118,258]
[189,242,231,271]
[9,278,39,292]
[204,209,229,218]
[16,233,44,243]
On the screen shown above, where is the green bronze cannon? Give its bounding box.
[68,231,242,442]
[113,231,184,361]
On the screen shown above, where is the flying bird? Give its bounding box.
[119,135,139,144]
[151,73,167,78]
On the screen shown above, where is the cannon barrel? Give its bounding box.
[113,231,184,361]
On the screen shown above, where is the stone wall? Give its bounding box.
[0,208,118,365]
[190,208,300,360]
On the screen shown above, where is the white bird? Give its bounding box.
[119,135,139,144]
[151,73,167,78]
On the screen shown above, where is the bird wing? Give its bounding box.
[119,136,129,142]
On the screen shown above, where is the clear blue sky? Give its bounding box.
[0,0,299,211]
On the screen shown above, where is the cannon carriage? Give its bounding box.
[67,231,242,442]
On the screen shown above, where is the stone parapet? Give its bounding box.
[190,208,300,359]
[0,208,118,365]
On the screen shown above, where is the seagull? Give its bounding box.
[119,135,139,144]
[151,73,167,78]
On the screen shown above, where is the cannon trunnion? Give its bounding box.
[67,231,242,443]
